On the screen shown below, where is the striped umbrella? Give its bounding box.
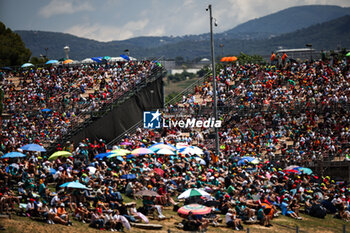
[149,143,177,152]
[178,204,211,215]
[178,188,211,199]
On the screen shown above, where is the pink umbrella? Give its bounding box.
[130,148,154,156]
[120,142,132,146]
[178,204,211,216]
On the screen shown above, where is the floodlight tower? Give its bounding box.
[64,46,70,59]
[206,4,219,156]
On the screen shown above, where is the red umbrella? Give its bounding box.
[153,168,165,176]
[283,169,300,174]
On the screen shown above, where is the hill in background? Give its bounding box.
[14,5,350,61]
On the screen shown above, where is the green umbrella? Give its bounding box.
[48,151,72,160]
[288,79,296,85]
[346,52,350,57]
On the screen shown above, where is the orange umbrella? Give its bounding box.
[228,56,237,62]
[63,59,73,64]
[221,57,230,62]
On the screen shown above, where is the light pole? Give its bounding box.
[306,44,312,62]
[207,4,219,156]
[219,44,224,57]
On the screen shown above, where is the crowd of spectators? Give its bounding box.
[1,60,160,152]
[0,57,350,231]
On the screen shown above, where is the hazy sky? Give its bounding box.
[1,0,350,42]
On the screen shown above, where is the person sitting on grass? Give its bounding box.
[90,208,105,230]
[186,211,209,232]
[280,198,302,220]
[225,208,243,230]
[54,203,72,226]
[74,202,90,223]
[129,202,149,223]
[257,205,272,227]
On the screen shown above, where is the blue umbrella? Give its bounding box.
[1,67,12,71]
[1,152,26,159]
[116,156,124,162]
[120,54,130,61]
[20,144,46,152]
[41,108,51,112]
[95,152,113,159]
[50,168,57,175]
[91,57,102,63]
[120,174,136,179]
[126,154,134,159]
[21,63,34,68]
[60,181,88,189]
[45,60,59,64]
[237,156,259,165]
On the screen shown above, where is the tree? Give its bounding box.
[237,52,265,65]
[0,21,31,67]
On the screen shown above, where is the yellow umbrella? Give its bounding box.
[111,149,130,154]
[48,151,72,160]
[63,59,73,64]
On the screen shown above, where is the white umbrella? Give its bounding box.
[195,157,206,165]
[110,57,126,62]
[81,58,94,63]
[156,148,175,155]
[87,166,96,175]
[178,188,211,199]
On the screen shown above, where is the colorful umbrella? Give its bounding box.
[177,204,212,215]
[60,181,88,189]
[195,157,206,165]
[178,146,203,155]
[91,57,102,63]
[178,188,211,199]
[110,149,130,155]
[294,167,313,175]
[41,108,51,112]
[153,168,165,176]
[135,190,158,197]
[149,143,177,151]
[284,165,299,170]
[63,59,73,64]
[156,148,175,155]
[20,144,46,152]
[45,60,59,64]
[1,152,26,159]
[227,56,237,62]
[283,169,301,174]
[120,174,137,179]
[120,141,132,146]
[120,54,130,61]
[95,152,114,159]
[48,151,72,160]
[21,63,34,68]
[130,148,154,156]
